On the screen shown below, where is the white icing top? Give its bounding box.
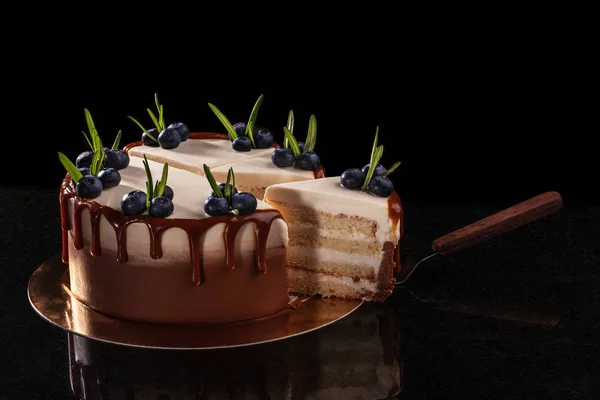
[127,139,273,175]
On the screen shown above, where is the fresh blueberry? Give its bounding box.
[76,151,94,168]
[369,175,395,197]
[162,185,174,201]
[168,122,190,142]
[232,122,247,139]
[76,175,103,199]
[340,168,366,189]
[271,147,295,167]
[158,127,181,149]
[149,196,174,218]
[232,192,257,215]
[254,127,274,148]
[212,183,238,197]
[297,142,305,153]
[98,168,121,189]
[232,136,253,152]
[104,149,130,170]
[78,167,90,177]
[142,128,160,147]
[121,190,147,216]
[204,196,230,216]
[362,163,387,176]
[295,151,320,171]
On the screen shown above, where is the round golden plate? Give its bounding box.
[28,254,363,350]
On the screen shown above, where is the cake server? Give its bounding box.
[394,191,564,285]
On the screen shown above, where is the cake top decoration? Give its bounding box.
[208,94,275,152]
[58,109,128,199]
[120,155,174,218]
[203,164,257,216]
[127,93,190,150]
[271,110,321,171]
[340,127,401,197]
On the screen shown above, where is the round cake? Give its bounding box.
[57,98,403,325]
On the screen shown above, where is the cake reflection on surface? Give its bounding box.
[68,302,403,399]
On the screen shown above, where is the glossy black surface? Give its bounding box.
[2,186,599,399]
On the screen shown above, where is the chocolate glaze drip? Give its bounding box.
[60,177,283,285]
[123,131,327,179]
[387,191,404,274]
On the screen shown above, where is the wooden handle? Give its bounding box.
[432,191,563,255]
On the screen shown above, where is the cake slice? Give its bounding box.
[263,176,403,301]
[126,133,274,175]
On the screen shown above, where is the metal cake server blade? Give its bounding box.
[395,191,564,285]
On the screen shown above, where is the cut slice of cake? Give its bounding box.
[263,176,403,302]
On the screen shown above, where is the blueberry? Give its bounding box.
[158,127,181,149]
[295,151,320,171]
[204,196,230,216]
[369,175,395,197]
[340,168,366,189]
[104,149,130,170]
[361,163,387,177]
[76,175,103,199]
[232,122,247,139]
[271,148,295,167]
[162,185,174,201]
[149,196,174,218]
[232,136,253,152]
[232,192,257,215]
[76,151,94,168]
[254,127,274,148]
[98,168,121,189]
[168,122,190,142]
[121,190,147,216]
[212,183,238,197]
[142,128,160,147]
[297,142,305,153]
[78,167,90,177]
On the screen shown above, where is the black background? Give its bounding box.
[8,9,593,208]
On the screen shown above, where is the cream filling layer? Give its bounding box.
[286,222,383,244]
[287,246,383,270]
[264,177,400,245]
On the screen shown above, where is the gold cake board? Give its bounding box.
[28,254,363,350]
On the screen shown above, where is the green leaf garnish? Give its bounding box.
[203,164,222,197]
[142,155,153,209]
[82,131,94,150]
[147,108,162,131]
[304,114,317,153]
[111,130,122,150]
[89,143,105,177]
[155,163,169,197]
[384,161,401,177]
[361,129,384,191]
[283,127,302,157]
[128,115,158,142]
[58,152,83,183]
[208,103,238,141]
[229,208,240,216]
[284,110,294,149]
[84,109,103,153]
[361,144,384,192]
[245,94,264,148]
[224,168,233,206]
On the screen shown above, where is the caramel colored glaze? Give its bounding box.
[123,131,326,179]
[60,176,283,285]
[387,191,404,274]
[67,239,290,324]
